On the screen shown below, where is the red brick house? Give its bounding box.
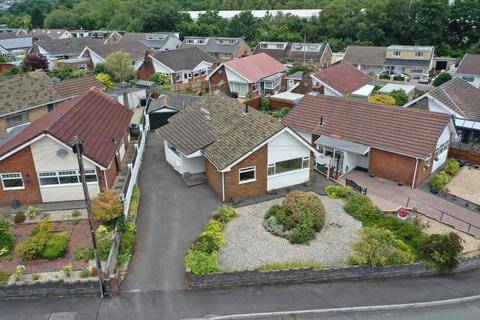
[208,53,287,98]
[283,95,456,187]
[158,94,319,202]
[0,87,132,206]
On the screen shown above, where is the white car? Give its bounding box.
[418,74,431,84]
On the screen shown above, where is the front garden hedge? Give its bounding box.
[0,219,15,257]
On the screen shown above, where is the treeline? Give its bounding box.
[1,0,479,56]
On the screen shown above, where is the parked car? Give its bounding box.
[418,74,431,84]
[392,73,411,81]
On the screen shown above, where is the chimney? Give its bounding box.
[163,95,169,106]
[320,116,324,126]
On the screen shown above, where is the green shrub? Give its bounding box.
[390,89,408,106]
[433,72,452,87]
[376,216,427,255]
[325,185,352,198]
[0,219,14,257]
[444,159,460,176]
[349,227,415,267]
[379,73,390,80]
[265,204,284,219]
[276,107,291,118]
[351,202,384,222]
[212,206,238,224]
[393,75,405,81]
[96,225,113,260]
[74,247,94,262]
[185,250,221,275]
[128,185,140,220]
[31,273,40,281]
[71,210,81,218]
[290,218,316,244]
[80,267,90,278]
[0,269,10,285]
[119,221,136,255]
[282,191,326,232]
[27,206,42,219]
[203,220,225,233]
[92,190,123,223]
[13,212,26,224]
[260,97,270,111]
[41,231,70,260]
[15,222,52,260]
[262,216,290,238]
[343,193,372,215]
[429,171,450,190]
[191,232,224,253]
[418,232,464,272]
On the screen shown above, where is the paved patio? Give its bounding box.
[341,171,480,238]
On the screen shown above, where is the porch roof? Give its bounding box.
[315,135,370,155]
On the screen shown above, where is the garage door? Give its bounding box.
[149,110,177,130]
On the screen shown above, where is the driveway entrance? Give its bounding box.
[121,133,221,292]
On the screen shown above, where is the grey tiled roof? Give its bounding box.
[151,47,217,71]
[180,37,243,54]
[384,58,430,68]
[167,93,284,170]
[148,93,200,113]
[36,37,103,56]
[158,109,218,155]
[0,70,64,117]
[343,46,386,66]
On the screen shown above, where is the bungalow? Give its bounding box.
[52,76,105,99]
[310,63,375,98]
[0,87,133,206]
[455,54,480,88]
[0,36,32,56]
[282,95,456,187]
[30,29,72,40]
[253,41,332,69]
[158,94,319,202]
[141,47,217,84]
[32,37,103,65]
[208,53,287,98]
[0,71,69,135]
[79,40,149,71]
[119,32,181,51]
[404,77,480,162]
[342,45,387,76]
[180,37,251,62]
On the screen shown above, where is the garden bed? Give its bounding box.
[0,220,93,274]
[217,195,361,271]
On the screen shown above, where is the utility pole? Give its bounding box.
[303,34,306,65]
[72,136,107,299]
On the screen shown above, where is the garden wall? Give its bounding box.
[0,279,99,299]
[186,256,480,289]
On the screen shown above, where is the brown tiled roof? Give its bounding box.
[0,87,133,168]
[456,54,480,76]
[312,63,374,95]
[224,53,286,82]
[0,70,65,117]
[427,77,480,119]
[86,40,148,61]
[166,93,284,169]
[53,76,105,98]
[343,45,387,66]
[158,109,218,155]
[282,95,451,159]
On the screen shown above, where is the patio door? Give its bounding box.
[331,150,344,179]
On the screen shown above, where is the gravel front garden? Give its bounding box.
[445,167,480,205]
[217,195,362,271]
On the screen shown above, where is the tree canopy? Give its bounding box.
[1,0,480,55]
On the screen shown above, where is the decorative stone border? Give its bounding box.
[0,279,99,299]
[186,256,480,290]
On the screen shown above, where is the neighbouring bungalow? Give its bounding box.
[208,53,287,98]
[30,29,72,40]
[158,94,319,202]
[52,75,105,99]
[179,36,251,62]
[79,40,149,71]
[0,70,69,135]
[455,53,480,88]
[342,45,387,76]
[118,32,181,51]
[404,77,480,163]
[0,87,133,206]
[282,95,456,187]
[310,63,375,98]
[140,47,217,83]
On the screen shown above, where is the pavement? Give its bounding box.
[341,171,480,238]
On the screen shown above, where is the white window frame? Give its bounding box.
[1,172,24,190]
[252,82,258,92]
[186,39,194,44]
[393,51,401,57]
[167,143,180,158]
[239,166,256,184]
[267,156,310,177]
[38,169,97,187]
[424,154,432,170]
[222,53,230,59]
[415,51,423,57]
[260,43,268,49]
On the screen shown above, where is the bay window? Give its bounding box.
[268,156,310,176]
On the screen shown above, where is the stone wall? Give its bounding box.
[187,256,480,289]
[0,280,99,299]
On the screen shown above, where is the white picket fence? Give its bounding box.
[122,124,147,218]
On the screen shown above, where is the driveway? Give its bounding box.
[342,171,480,238]
[121,132,221,292]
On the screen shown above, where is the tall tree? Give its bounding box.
[227,11,257,41]
[30,6,44,28]
[22,53,48,72]
[105,51,135,82]
[411,0,449,46]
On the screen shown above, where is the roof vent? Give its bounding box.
[320,116,324,126]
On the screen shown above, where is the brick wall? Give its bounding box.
[137,56,155,81]
[28,106,48,122]
[245,96,261,110]
[368,148,432,187]
[270,97,296,110]
[0,280,98,299]
[0,147,42,206]
[205,159,222,198]
[187,256,480,289]
[224,145,268,201]
[100,159,118,191]
[208,65,231,96]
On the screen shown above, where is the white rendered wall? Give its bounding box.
[432,126,450,172]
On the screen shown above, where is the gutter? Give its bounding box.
[412,157,419,188]
[221,171,225,202]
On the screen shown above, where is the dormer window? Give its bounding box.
[415,51,424,57]
[186,39,194,44]
[260,43,268,49]
[393,51,401,57]
[275,44,284,49]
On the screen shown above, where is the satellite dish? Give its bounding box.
[56,148,68,158]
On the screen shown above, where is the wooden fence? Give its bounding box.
[170,80,209,94]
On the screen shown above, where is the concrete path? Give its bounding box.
[342,171,480,238]
[121,132,221,292]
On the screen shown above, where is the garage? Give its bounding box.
[146,93,200,130]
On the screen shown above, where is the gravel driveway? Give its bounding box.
[446,167,480,205]
[218,195,362,271]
